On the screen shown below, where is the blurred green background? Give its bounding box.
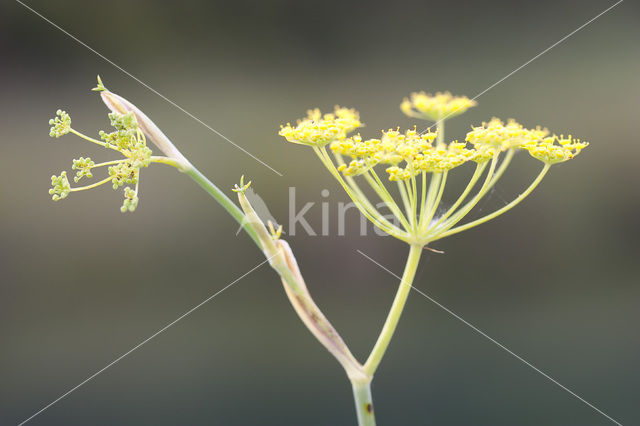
[1,0,639,425]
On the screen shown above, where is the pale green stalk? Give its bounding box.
[423,171,441,222]
[334,154,406,229]
[313,146,408,240]
[236,191,367,381]
[409,171,419,232]
[92,159,128,168]
[69,128,120,152]
[432,149,517,239]
[364,244,423,375]
[421,120,446,231]
[150,156,182,168]
[334,154,410,233]
[440,164,550,238]
[429,162,487,229]
[362,172,411,229]
[487,148,515,190]
[362,159,413,230]
[69,175,112,192]
[397,180,412,220]
[427,155,498,239]
[182,164,262,249]
[420,171,427,221]
[421,171,447,231]
[352,380,376,426]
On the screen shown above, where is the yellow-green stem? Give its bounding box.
[182,164,262,249]
[364,162,412,231]
[92,159,126,168]
[429,155,498,238]
[422,171,447,232]
[440,164,550,238]
[362,172,411,230]
[363,244,423,375]
[314,147,407,239]
[352,379,376,426]
[334,153,400,228]
[69,175,112,192]
[69,128,120,152]
[429,162,487,229]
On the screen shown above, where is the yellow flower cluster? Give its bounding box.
[332,128,477,181]
[279,106,361,146]
[466,118,548,151]
[523,135,589,164]
[401,91,477,121]
[466,118,588,164]
[279,90,589,244]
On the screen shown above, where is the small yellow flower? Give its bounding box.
[523,135,589,164]
[385,165,413,181]
[279,106,361,147]
[466,118,547,151]
[401,91,476,122]
[338,159,374,177]
[332,128,471,180]
[413,141,475,173]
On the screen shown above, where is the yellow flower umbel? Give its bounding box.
[279,93,588,246]
[401,91,477,122]
[279,106,361,146]
[523,134,589,164]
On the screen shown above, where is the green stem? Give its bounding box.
[351,379,376,426]
[150,156,182,167]
[429,162,487,230]
[364,243,423,376]
[486,148,515,191]
[429,155,498,239]
[69,128,120,152]
[92,159,127,168]
[182,164,262,249]
[361,172,411,231]
[409,168,418,231]
[334,154,405,230]
[314,147,407,239]
[422,171,447,232]
[362,157,412,232]
[440,164,550,238]
[70,175,112,192]
[397,180,412,219]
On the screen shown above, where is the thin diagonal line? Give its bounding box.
[15,0,284,177]
[357,249,623,426]
[420,0,623,134]
[17,255,275,426]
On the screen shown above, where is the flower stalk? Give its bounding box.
[363,244,423,376]
[352,379,375,426]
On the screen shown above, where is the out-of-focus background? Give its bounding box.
[1,0,639,425]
